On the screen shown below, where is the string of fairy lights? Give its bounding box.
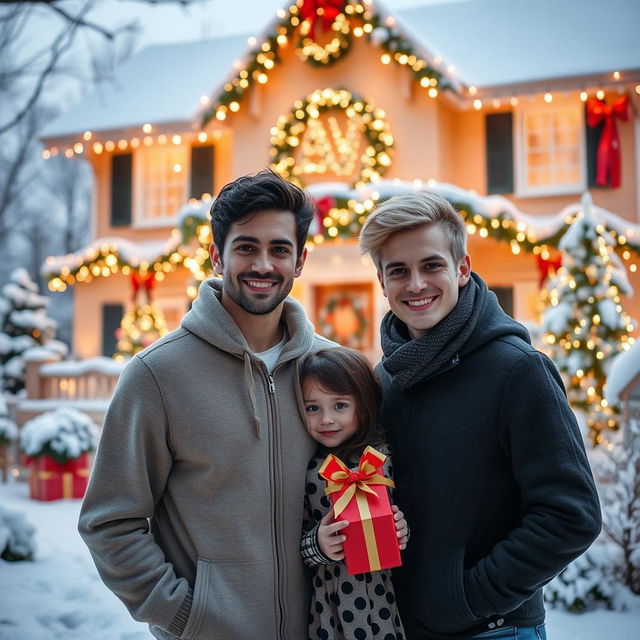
[45,184,640,295]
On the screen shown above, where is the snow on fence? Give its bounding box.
[15,355,126,431]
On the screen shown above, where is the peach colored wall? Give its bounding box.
[70,38,640,356]
[72,267,192,359]
[86,130,233,242]
[228,37,443,183]
[449,93,638,223]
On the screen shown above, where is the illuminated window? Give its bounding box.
[515,104,585,197]
[134,144,188,226]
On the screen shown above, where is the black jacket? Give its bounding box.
[377,286,601,639]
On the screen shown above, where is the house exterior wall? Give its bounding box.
[67,35,640,357]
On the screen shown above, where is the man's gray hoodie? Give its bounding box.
[79,278,333,639]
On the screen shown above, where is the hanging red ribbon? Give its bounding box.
[535,253,562,289]
[586,96,629,189]
[130,271,156,303]
[300,0,345,42]
[314,195,336,233]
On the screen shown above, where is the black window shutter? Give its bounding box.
[102,304,124,356]
[111,153,132,226]
[485,113,514,194]
[585,103,603,188]
[190,145,214,199]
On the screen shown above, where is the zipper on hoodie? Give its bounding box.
[263,365,286,638]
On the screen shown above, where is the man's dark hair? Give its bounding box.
[210,169,315,258]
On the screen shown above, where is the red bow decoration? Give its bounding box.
[586,96,629,189]
[313,195,336,233]
[130,271,156,303]
[535,252,562,289]
[300,0,345,42]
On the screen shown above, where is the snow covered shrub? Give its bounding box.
[545,541,615,611]
[0,504,36,562]
[20,408,99,464]
[595,422,640,596]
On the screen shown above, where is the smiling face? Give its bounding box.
[210,209,306,317]
[302,377,359,449]
[378,223,471,339]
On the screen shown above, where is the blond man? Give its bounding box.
[359,193,601,640]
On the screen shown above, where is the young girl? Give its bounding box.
[300,348,408,640]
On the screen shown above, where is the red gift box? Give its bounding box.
[27,453,90,501]
[319,446,402,575]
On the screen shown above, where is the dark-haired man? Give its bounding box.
[80,169,334,639]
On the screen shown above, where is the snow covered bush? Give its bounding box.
[0,504,36,562]
[548,417,640,612]
[595,424,640,596]
[20,408,99,464]
[545,541,615,611]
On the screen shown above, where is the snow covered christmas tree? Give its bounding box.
[0,269,59,395]
[114,303,168,361]
[541,194,636,442]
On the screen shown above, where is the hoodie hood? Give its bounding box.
[181,278,317,437]
[460,274,531,357]
[181,278,316,364]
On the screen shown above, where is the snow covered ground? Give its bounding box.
[1,479,640,640]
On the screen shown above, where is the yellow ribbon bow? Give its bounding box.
[319,445,395,519]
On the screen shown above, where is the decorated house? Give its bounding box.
[39,0,640,363]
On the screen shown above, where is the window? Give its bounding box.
[134,143,189,227]
[515,104,586,197]
[102,304,124,356]
[111,153,132,226]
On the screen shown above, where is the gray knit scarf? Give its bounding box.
[380,273,486,390]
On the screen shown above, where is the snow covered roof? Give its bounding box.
[41,0,640,142]
[308,180,640,244]
[42,235,182,277]
[395,0,640,88]
[40,34,249,139]
[605,340,640,405]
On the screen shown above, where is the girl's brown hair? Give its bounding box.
[299,348,385,462]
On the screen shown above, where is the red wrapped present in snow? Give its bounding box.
[319,445,402,575]
[26,453,90,501]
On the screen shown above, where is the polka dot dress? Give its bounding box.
[304,453,405,640]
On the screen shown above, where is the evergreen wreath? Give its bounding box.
[270,87,393,188]
[296,5,353,67]
[318,291,368,349]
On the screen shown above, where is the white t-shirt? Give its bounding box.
[255,334,286,373]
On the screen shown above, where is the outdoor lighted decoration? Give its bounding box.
[201,0,445,126]
[270,88,393,188]
[541,195,636,441]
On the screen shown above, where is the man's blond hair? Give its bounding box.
[359,192,467,271]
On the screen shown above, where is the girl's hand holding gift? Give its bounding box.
[392,504,409,550]
[318,511,349,561]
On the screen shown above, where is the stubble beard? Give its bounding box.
[224,272,290,316]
